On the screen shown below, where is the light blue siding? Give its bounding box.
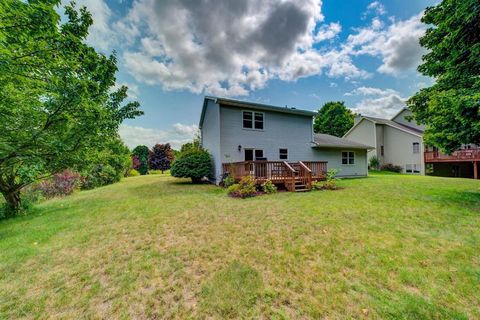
[219,105,314,162]
[200,100,222,181]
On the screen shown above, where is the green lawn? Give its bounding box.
[1,173,479,319]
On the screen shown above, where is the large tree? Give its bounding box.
[0,1,142,213]
[149,143,174,173]
[407,0,480,153]
[132,145,149,175]
[313,102,354,137]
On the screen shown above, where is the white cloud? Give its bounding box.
[119,123,198,150]
[347,86,406,118]
[345,13,426,76]
[69,0,116,51]
[364,1,387,18]
[119,0,369,97]
[314,22,341,42]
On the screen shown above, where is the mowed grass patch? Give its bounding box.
[200,261,262,318]
[0,172,479,318]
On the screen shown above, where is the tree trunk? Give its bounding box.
[1,189,22,215]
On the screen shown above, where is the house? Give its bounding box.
[344,108,480,179]
[199,96,373,191]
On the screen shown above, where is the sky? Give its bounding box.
[67,0,438,149]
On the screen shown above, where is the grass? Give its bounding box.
[0,172,479,319]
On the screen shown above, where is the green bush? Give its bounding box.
[128,169,140,177]
[227,176,257,198]
[222,174,236,188]
[381,163,403,173]
[82,164,119,189]
[170,150,212,183]
[369,155,380,170]
[262,180,277,194]
[314,168,340,190]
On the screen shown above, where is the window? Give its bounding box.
[406,164,412,173]
[279,148,288,160]
[380,145,384,156]
[242,111,264,130]
[342,151,355,165]
[406,164,421,174]
[254,112,264,129]
[413,164,420,173]
[244,149,264,160]
[413,142,420,154]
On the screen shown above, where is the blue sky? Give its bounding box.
[71,0,438,149]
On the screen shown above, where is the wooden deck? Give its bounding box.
[222,161,327,192]
[424,149,480,163]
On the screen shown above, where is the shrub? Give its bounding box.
[149,169,167,175]
[170,150,213,183]
[81,164,119,189]
[381,163,403,173]
[128,169,140,177]
[262,180,277,194]
[227,176,257,198]
[369,155,380,170]
[222,174,236,188]
[33,170,81,198]
[314,168,340,190]
[132,145,150,175]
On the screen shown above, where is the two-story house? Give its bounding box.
[199,96,373,191]
[344,108,480,179]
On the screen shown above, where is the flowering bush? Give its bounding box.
[34,170,81,198]
[227,176,257,198]
[222,174,236,188]
[262,180,277,194]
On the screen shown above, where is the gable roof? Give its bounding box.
[343,115,423,138]
[313,133,374,149]
[199,96,316,128]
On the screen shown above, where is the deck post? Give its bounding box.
[474,161,478,179]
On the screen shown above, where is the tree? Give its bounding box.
[179,134,201,155]
[149,143,174,173]
[0,1,143,214]
[132,145,149,175]
[407,0,480,153]
[170,150,212,183]
[313,102,354,137]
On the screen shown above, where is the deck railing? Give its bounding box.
[302,161,328,179]
[222,160,328,191]
[424,149,480,162]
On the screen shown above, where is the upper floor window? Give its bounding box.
[342,151,355,165]
[279,148,288,160]
[243,111,264,130]
[413,142,420,154]
[380,145,384,156]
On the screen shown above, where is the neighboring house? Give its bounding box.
[344,108,480,179]
[199,96,373,191]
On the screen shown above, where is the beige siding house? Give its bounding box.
[344,108,480,179]
[344,108,425,174]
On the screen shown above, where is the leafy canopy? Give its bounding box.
[313,102,354,137]
[148,143,174,173]
[132,145,149,175]
[0,0,142,212]
[407,0,480,153]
